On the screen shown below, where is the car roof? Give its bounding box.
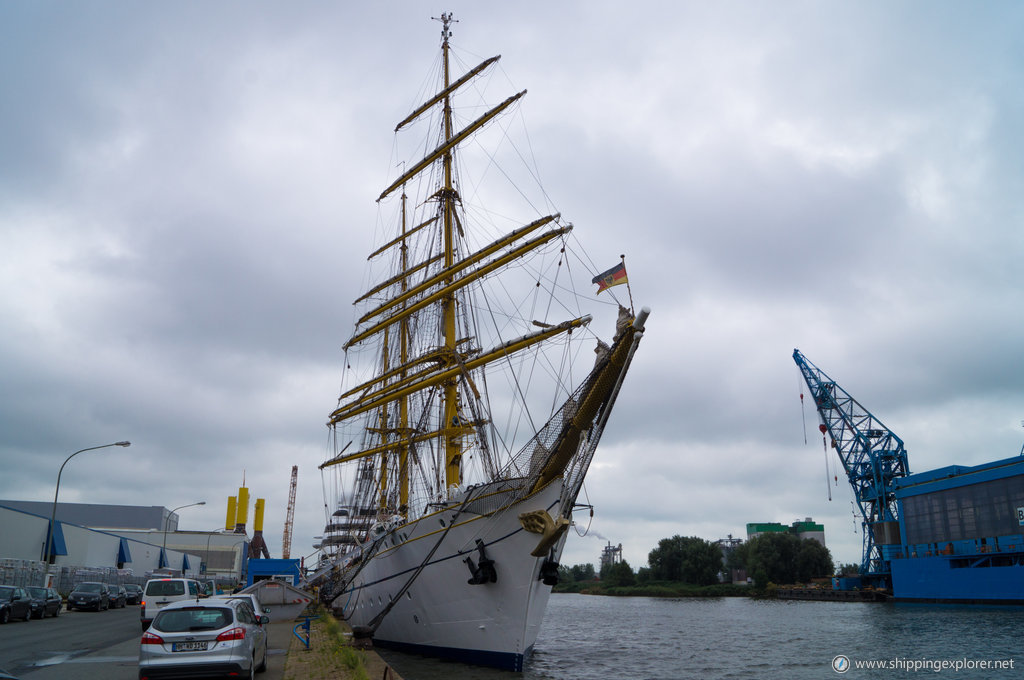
[156,598,236,612]
[207,595,260,607]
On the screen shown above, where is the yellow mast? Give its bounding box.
[398,189,410,514]
[439,12,461,491]
[377,325,390,512]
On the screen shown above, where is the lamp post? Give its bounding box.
[203,526,227,575]
[162,501,206,557]
[45,441,131,564]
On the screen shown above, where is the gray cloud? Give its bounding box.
[2,1,1023,574]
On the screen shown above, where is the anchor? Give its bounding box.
[464,539,498,584]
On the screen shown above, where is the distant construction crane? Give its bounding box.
[793,349,910,587]
[282,465,298,560]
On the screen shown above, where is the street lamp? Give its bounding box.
[45,441,131,564]
[203,526,228,575]
[162,501,206,555]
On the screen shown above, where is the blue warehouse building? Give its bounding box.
[890,455,1024,604]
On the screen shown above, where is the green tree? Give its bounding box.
[635,566,651,584]
[557,564,573,584]
[602,559,635,587]
[647,535,723,586]
[836,562,860,576]
[570,563,596,582]
[740,533,833,585]
[795,539,833,582]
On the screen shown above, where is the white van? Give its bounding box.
[140,577,201,630]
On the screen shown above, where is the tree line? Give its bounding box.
[558,532,834,590]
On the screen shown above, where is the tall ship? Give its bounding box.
[315,14,649,671]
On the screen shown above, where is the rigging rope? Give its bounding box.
[365,485,483,632]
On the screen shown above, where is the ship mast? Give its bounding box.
[398,189,410,513]
[324,12,591,505]
[437,12,461,492]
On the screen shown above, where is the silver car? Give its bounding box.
[138,598,268,679]
[207,594,270,622]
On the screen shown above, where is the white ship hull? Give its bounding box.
[332,481,566,671]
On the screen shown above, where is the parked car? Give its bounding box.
[140,577,201,630]
[68,582,110,611]
[208,594,270,622]
[106,584,127,609]
[25,586,62,618]
[0,585,33,623]
[124,583,143,605]
[138,598,268,679]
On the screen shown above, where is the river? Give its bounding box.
[377,593,1023,679]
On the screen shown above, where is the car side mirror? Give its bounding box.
[259,614,270,625]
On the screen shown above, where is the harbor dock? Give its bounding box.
[776,587,890,602]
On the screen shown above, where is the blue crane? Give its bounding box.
[793,349,910,586]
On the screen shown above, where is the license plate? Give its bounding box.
[172,641,208,652]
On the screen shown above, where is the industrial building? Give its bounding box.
[889,455,1024,603]
[0,483,287,592]
[0,500,204,587]
[746,518,826,547]
[0,500,247,587]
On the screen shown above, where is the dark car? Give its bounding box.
[0,585,33,623]
[25,586,62,618]
[124,583,143,605]
[68,582,110,611]
[106,584,127,608]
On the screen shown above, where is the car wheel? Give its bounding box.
[53,605,61,617]
[247,655,256,680]
[0,609,8,624]
[24,609,32,622]
[256,644,268,673]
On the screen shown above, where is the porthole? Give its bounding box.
[413,614,420,624]
[406,592,412,600]
[439,518,446,527]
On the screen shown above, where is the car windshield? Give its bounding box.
[77,583,102,593]
[126,584,141,591]
[154,607,232,632]
[0,586,14,598]
[146,581,185,596]
[27,588,47,598]
[108,585,120,593]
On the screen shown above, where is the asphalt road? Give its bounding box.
[0,603,291,680]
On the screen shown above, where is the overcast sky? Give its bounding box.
[2,1,1023,574]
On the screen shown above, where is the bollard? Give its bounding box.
[351,625,374,650]
[292,615,319,650]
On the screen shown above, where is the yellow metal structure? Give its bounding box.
[225,496,237,531]
[235,487,249,530]
[253,497,265,532]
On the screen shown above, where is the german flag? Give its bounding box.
[592,262,627,294]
